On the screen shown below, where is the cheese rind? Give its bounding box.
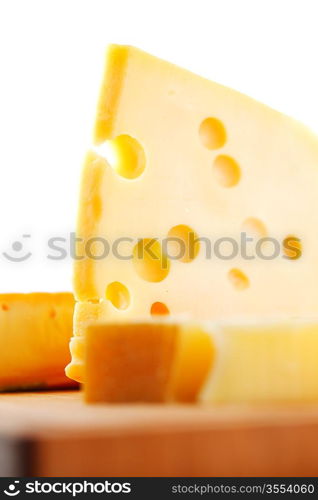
[73,151,108,302]
[94,45,129,144]
[0,292,76,390]
[65,301,110,382]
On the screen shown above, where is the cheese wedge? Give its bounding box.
[74,44,318,314]
[0,293,76,390]
[84,320,214,403]
[68,45,318,383]
[83,319,318,404]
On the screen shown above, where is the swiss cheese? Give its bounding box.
[67,45,318,383]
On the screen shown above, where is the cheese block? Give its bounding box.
[0,293,76,390]
[200,319,318,404]
[84,319,318,404]
[68,44,318,383]
[74,45,318,315]
[84,320,214,403]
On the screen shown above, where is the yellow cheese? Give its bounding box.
[200,319,318,404]
[84,320,214,403]
[74,44,318,313]
[84,319,318,404]
[67,44,318,383]
[66,301,107,383]
[0,293,76,390]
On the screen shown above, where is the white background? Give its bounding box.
[0,0,317,292]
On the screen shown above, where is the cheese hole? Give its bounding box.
[213,155,241,187]
[241,217,267,239]
[167,224,200,263]
[99,134,145,179]
[150,302,170,316]
[228,268,249,290]
[133,239,170,282]
[49,309,56,319]
[1,304,9,311]
[283,235,302,260]
[199,118,226,150]
[106,282,130,310]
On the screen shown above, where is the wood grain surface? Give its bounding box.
[1,391,318,476]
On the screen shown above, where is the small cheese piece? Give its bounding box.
[0,293,76,391]
[65,300,109,382]
[200,319,318,404]
[84,321,214,403]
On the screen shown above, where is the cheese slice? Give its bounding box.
[83,319,318,404]
[84,320,214,403]
[0,292,76,390]
[82,319,318,404]
[68,44,318,383]
[200,319,318,404]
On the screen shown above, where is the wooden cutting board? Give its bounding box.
[1,390,318,477]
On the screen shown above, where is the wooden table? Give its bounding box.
[1,390,318,476]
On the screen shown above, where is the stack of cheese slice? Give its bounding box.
[82,319,318,404]
[65,45,318,403]
[0,293,76,391]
